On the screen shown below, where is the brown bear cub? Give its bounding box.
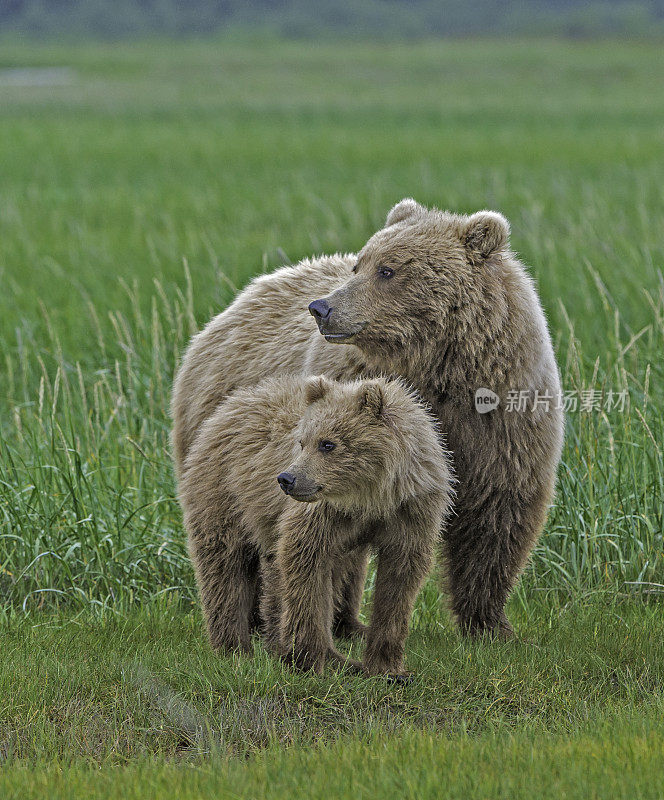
[179,375,453,677]
[172,199,564,640]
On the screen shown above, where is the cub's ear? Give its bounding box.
[463,211,510,262]
[305,376,332,404]
[360,382,385,418]
[386,197,424,227]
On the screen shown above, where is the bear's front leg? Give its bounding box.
[364,506,435,678]
[276,507,361,674]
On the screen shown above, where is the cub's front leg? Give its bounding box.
[276,505,361,674]
[364,501,438,679]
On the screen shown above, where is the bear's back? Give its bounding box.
[171,254,356,472]
[183,376,308,547]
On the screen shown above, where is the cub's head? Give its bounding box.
[276,376,399,509]
[308,198,511,359]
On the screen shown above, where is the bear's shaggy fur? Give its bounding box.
[179,375,453,676]
[172,199,564,638]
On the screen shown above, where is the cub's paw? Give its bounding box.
[279,645,326,674]
[210,631,253,656]
[365,668,413,684]
[497,619,515,641]
[385,671,414,685]
[332,619,369,641]
[464,617,515,642]
[363,658,413,683]
[326,649,364,674]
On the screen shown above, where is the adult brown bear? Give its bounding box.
[172,199,564,639]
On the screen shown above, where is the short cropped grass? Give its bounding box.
[0,36,663,795]
[2,601,664,797]
[5,721,663,800]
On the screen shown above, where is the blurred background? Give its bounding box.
[4,0,664,38]
[0,1,662,615]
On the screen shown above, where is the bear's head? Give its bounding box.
[308,199,511,363]
[276,376,404,510]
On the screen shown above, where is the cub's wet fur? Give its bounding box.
[179,375,453,677]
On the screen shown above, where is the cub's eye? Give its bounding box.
[299,440,304,448]
[377,266,394,279]
[352,262,359,274]
[318,440,336,453]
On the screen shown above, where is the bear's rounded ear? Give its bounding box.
[386,198,424,227]
[305,375,331,404]
[360,382,385,418]
[463,211,510,262]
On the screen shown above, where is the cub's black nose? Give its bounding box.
[308,299,332,321]
[277,472,296,493]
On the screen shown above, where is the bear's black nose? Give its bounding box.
[277,472,296,493]
[308,299,332,321]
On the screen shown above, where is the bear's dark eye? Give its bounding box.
[352,262,359,274]
[318,440,336,453]
[377,266,394,279]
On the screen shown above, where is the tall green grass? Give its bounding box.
[0,242,661,615]
[0,39,662,616]
[0,274,197,613]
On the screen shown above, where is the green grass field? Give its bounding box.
[0,37,663,796]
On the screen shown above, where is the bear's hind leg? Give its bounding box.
[258,554,283,654]
[248,573,263,635]
[332,546,369,640]
[443,486,550,638]
[190,529,260,654]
